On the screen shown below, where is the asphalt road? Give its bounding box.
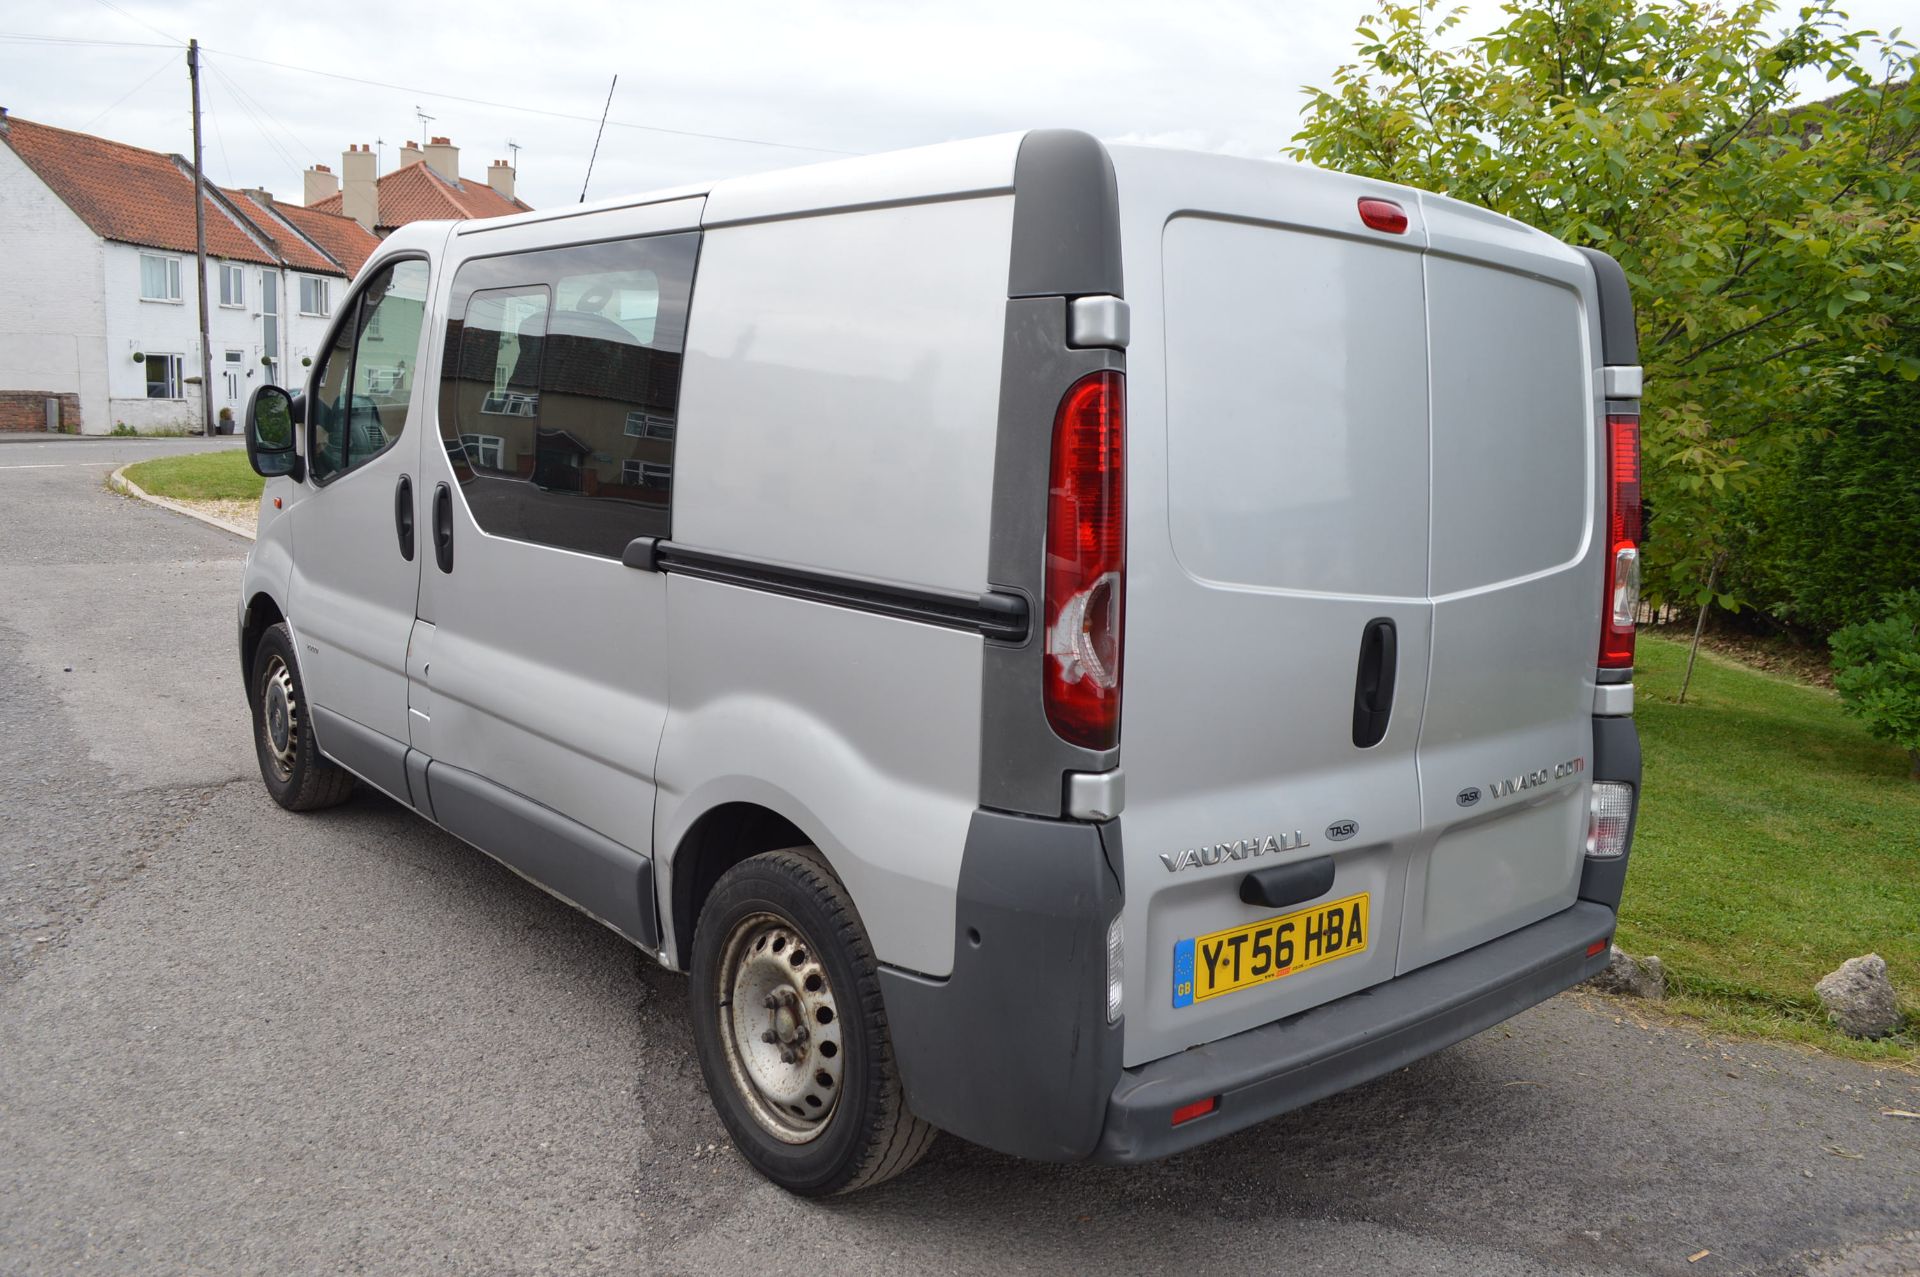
[1,435,1916,1276]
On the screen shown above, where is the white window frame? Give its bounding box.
[298,275,330,317]
[622,409,676,440]
[480,390,538,417]
[460,433,506,470]
[218,262,245,308]
[144,353,184,399]
[632,461,671,489]
[139,253,182,303]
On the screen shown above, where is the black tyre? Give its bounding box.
[689,847,937,1195]
[249,622,354,812]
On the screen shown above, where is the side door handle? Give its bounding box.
[394,475,414,561]
[432,482,454,574]
[1351,617,1398,749]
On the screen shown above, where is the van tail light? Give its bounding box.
[1044,371,1126,751]
[1599,412,1641,669]
[1587,781,1634,859]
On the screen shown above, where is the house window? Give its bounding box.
[139,254,182,302]
[298,276,330,317]
[481,389,539,417]
[459,433,506,469]
[219,263,245,308]
[144,354,183,399]
[623,409,675,439]
[622,460,672,489]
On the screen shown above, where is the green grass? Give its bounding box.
[121,450,262,502]
[1618,635,1919,1062]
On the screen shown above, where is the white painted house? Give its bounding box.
[0,109,381,434]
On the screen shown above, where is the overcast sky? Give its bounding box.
[2,0,1910,210]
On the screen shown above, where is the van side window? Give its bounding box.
[308,258,430,484]
[437,232,698,558]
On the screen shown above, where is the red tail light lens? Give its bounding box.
[1357,197,1408,234]
[1044,371,1126,750]
[1599,413,1641,669]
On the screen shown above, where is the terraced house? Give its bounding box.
[0,109,379,434]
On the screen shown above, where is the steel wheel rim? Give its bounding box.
[260,654,298,782]
[715,911,844,1144]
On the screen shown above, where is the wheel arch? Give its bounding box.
[240,590,286,687]
[665,798,815,969]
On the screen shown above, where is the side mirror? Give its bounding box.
[245,384,305,481]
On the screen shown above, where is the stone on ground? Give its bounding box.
[1814,954,1903,1040]
[1587,945,1666,999]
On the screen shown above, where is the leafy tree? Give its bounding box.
[1830,590,1920,778]
[1290,0,1920,608]
[1726,365,1920,635]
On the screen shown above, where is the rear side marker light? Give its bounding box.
[1357,197,1408,234]
[1171,1097,1217,1126]
[1587,782,1633,859]
[1600,413,1642,669]
[1586,939,1609,959]
[1043,371,1126,751]
[1105,915,1124,1024]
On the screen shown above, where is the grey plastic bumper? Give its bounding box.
[1094,899,1616,1164]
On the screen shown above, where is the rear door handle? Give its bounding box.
[394,475,414,561]
[1351,617,1397,749]
[432,482,454,574]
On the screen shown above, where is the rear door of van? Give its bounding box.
[1112,150,1437,1065]
[1397,198,1603,972]
[1111,149,1606,1067]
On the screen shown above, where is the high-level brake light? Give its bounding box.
[1599,413,1641,669]
[1357,197,1408,234]
[1043,371,1126,751]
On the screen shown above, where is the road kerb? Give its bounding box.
[108,464,257,541]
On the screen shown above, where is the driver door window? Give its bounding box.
[309,258,430,484]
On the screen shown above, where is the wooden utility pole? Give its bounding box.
[188,39,215,436]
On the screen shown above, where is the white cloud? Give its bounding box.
[3,0,1910,211]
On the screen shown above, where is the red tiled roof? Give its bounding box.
[270,200,380,275]
[310,158,530,230]
[1,114,282,266]
[223,189,378,277]
[221,190,342,274]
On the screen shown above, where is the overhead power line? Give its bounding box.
[85,0,182,45]
[202,46,863,156]
[80,46,176,130]
[0,32,179,49]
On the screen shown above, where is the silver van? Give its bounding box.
[238,130,1644,1195]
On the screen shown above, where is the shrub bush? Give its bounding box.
[1727,370,1920,639]
[1830,590,1920,780]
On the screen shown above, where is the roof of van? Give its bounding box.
[454,132,1030,236]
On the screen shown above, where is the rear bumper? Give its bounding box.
[1093,898,1615,1163]
[881,717,1637,1165]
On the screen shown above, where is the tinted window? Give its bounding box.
[438,233,698,558]
[309,259,430,484]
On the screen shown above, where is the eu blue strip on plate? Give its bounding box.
[1172,937,1195,1009]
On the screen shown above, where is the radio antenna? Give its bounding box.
[579,74,616,203]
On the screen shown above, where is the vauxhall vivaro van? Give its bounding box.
[238,129,1644,1195]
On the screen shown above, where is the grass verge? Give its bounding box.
[1619,635,1918,1063]
[121,450,263,502]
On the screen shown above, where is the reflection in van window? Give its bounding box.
[309,258,430,484]
[438,233,698,559]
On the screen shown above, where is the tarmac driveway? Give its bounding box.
[2,437,1915,1276]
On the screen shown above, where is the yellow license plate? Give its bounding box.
[1172,892,1370,1007]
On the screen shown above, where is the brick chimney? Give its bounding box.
[303,162,338,207]
[340,143,378,232]
[425,136,459,183]
[487,159,515,202]
[398,140,425,168]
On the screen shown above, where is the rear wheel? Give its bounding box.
[249,623,354,812]
[689,848,936,1195]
